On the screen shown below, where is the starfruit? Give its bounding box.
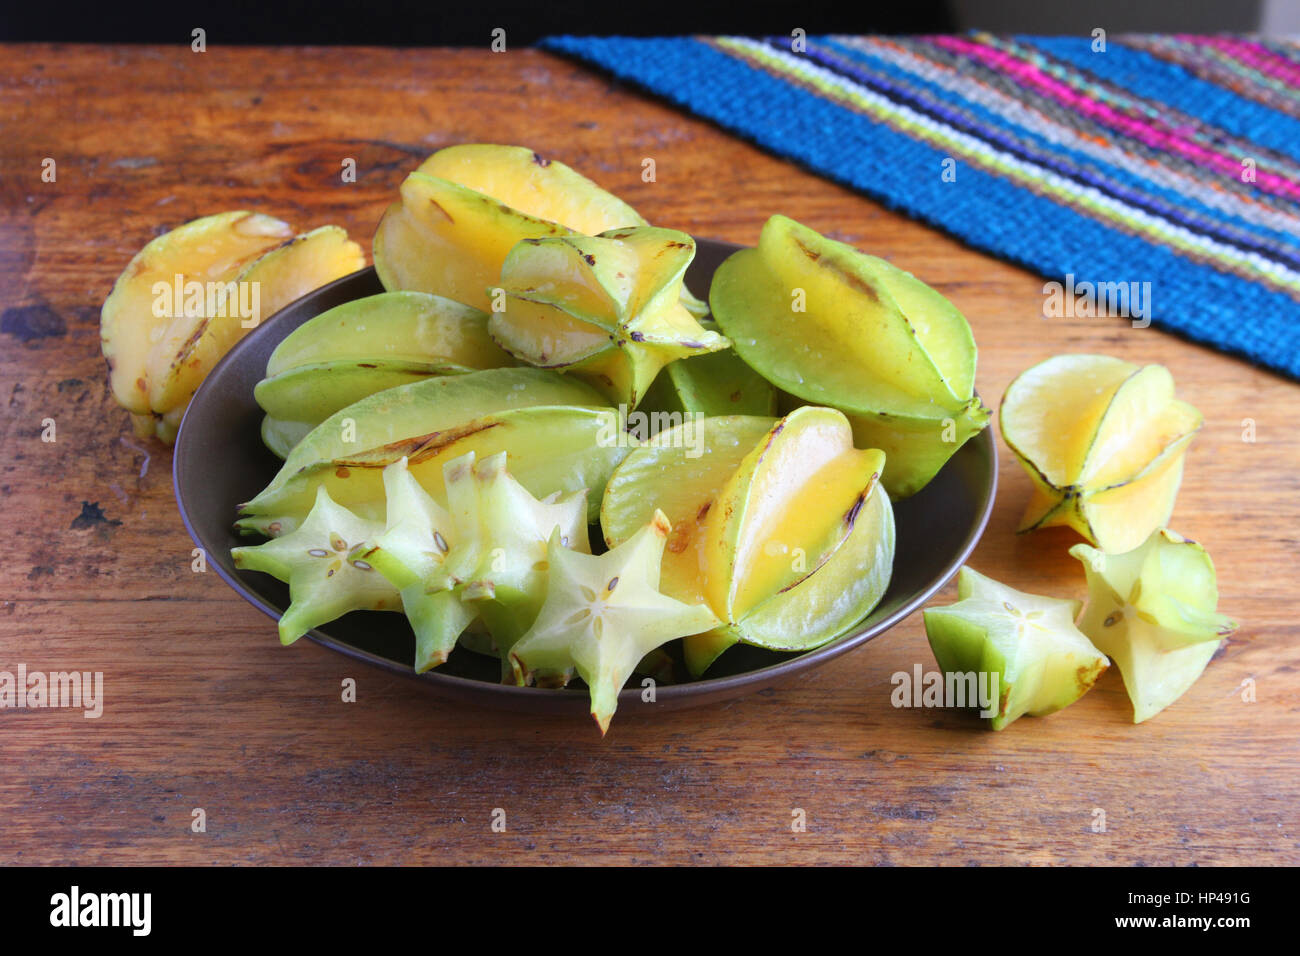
[600,407,895,677]
[639,321,778,418]
[509,512,718,733]
[231,485,401,645]
[103,212,291,418]
[236,367,622,535]
[1001,354,1202,553]
[1071,529,1237,722]
[364,452,589,675]
[922,567,1109,730]
[255,291,516,457]
[491,227,729,407]
[373,144,708,316]
[709,215,989,498]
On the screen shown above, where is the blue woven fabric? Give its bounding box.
[541,34,1300,381]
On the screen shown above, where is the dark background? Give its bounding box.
[0,0,1284,45]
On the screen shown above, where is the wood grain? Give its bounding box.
[1,43,1296,866]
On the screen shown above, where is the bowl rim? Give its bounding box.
[174,252,998,709]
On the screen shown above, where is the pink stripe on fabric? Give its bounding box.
[1178,34,1300,89]
[927,34,1300,202]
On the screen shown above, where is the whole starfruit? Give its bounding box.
[1001,354,1202,554]
[1071,529,1237,723]
[601,407,895,677]
[373,144,708,317]
[491,226,729,408]
[709,214,989,498]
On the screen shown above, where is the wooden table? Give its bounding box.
[2,43,1295,866]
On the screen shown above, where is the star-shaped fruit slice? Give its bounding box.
[232,485,401,645]
[449,451,590,667]
[922,567,1109,730]
[509,511,718,733]
[1071,529,1237,723]
[363,456,476,672]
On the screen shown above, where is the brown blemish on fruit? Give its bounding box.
[428,199,454,223]
[697,501,712,521]
[335,466,351,479]
[532,152,551,167]
[666,519,693,554]
[1077,659,1108,692]
[583,253,596,266]
[629,331,645,342]
[795,239,821,263]
[1104,611,1121,627]
[357,363,377,368]
[729,390,742,402]
[534,670,569,689]
[845,490,867,527]
[796,238,879,303]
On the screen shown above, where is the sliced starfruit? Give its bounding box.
[147,224,365,414]
[922,567,1109,730]
[374,144,708,316]
[492,227,728,407]
[231,485,401,645]
[1070,529,1237,723]
[710,215,989,498]
[639,320,778,418]
[445,451,590,663]
[363,456,476,672]
[458,624,677,686]
[237,370,623,536]
[365,452,588,675]
[101,211,294,418]
[509,513,718,734]
[1001,354,1202,554]
[601,408,895,677]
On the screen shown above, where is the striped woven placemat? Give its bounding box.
[542,34,1300,380]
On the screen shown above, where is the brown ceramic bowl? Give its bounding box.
[174,239,997,717]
